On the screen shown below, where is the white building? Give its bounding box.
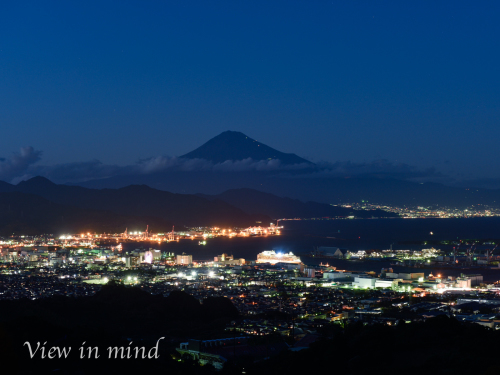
[352,276,376,289]
[386,272,424,280]
[464,274,483,286]
[397,272,425,280]
[455,277,472,288]
[323,271,354,281]
[176,254,193,265]
[375,279,398,289]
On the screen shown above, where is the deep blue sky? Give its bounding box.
[1,1,499,182]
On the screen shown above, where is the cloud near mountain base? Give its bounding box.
[1,148,447,186]
[0,147,42,183]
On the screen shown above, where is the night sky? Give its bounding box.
[1,1,499,184]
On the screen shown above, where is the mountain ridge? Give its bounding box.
[180,131,313,165]
[5,131,500,208]
[199,188,399,219]
[0,191,173,235]
[9,176,270,228]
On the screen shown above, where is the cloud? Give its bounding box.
[308,159,445,181]
[136,156,212,173]
[27,160,133,184]
[136,156,311,173]
[7,154,311,184]
[0,147,42,183]
[212,158,311,172]
[3,148,445,186]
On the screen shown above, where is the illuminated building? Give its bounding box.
[214,253,245,266]
[256,250,301,264]
[352,276,376,289]
[144,251,153,264]
[176,254,193,265]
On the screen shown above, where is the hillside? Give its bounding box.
[10,177,270,228]
[0,192,172,235]
[201,188,399,219]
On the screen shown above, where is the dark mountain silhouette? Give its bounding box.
[6,129,500,208]
[0,180,15,192]
[80,170,500,208]
[180,130,312,165]
[0,191,172,235]
[200,188,398,219]
[12,177,270,228]
[66,131,500,208]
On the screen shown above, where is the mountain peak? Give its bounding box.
[17,176,56,187]
[218,130,247,138]
[180,131,312,165]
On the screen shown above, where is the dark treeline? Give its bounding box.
[0,283,237,374]
[1,285,499,375]
[238,316,500,375]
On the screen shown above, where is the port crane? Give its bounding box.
[486,244,498,263]
[466,243,477,266]
[168,226,175,242]
[453,242,461,264]
[465,244,472,266]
